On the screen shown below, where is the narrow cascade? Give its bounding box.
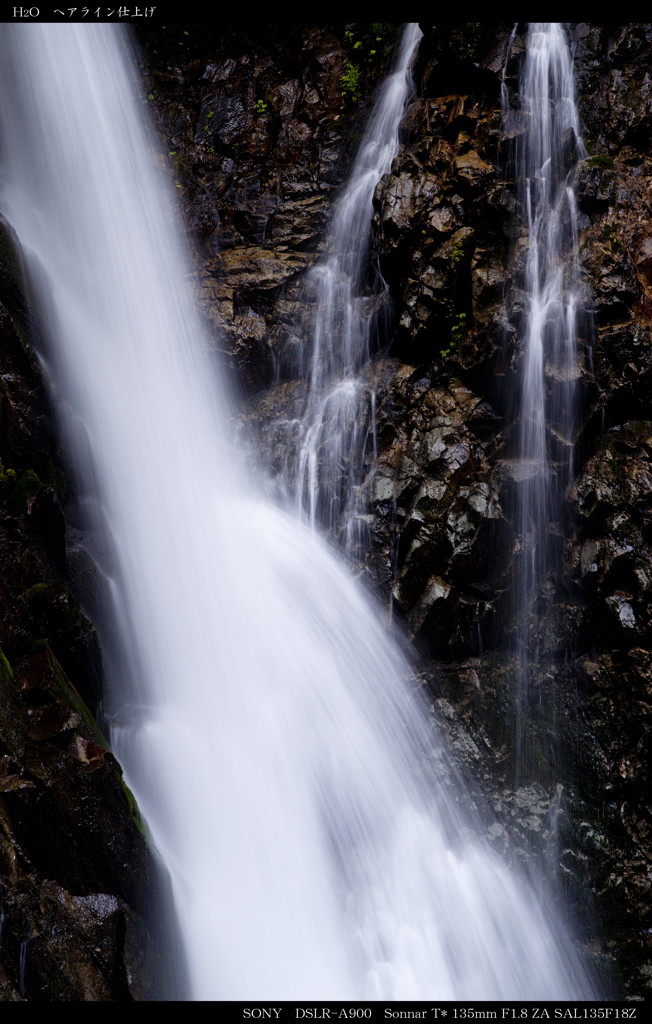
[0,24,596,999]
[273,25,422,560]
[504,23,588,779]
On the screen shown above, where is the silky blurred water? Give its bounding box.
[504,23,588,777]
[272,25,421,561]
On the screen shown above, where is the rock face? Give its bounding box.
[371,24,652,997]
[137,23,401,394]
[136,22,650,997]
[1,20,651,1000]
[0,221,168,1000]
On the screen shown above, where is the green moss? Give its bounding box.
[600,222,624,254]
[22,637,148,838]
[449,243,465,268]
[586,154,614,169]
[0,464,16,491]
[7,467,43,513]
[0,458,64,500]
[0,644,26,759]
[118,771,148,837]
[0,645,14,685]
[31,639,109,748]
[22,582,52,611]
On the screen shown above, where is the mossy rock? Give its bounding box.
[0,645,28,761]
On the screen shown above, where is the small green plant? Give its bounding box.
[440,304,469,357]
[450,311,468,344]
[449,230,474,269]
[254,99,268,115]
[340,25,394,107]
[449,242,465,268]
[341,62,362,105]
[370,23,394,53]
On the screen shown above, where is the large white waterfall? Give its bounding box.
[0,23,596,1000]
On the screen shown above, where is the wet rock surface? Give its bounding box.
[0,221,164,1001]
[376,25,650,999]
[369,25,652,997]
[137,23,400,394]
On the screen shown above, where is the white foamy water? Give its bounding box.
[0,23,595,1000]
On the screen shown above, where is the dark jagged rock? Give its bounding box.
[367,24,652,997]
[137,24,401,395]
[0,220,167,1001]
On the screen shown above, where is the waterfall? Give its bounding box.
[0,23,596,1000]
[503,24,589,780]
[273,25,421,560]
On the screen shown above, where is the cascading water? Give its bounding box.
[503,24,589,780]
[0,23,597,1000]
[273,25,421,560]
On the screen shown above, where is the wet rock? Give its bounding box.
[0,227,163,1000]
[138,24,396,394]
[368,24,652,995]
[215,245,310,291]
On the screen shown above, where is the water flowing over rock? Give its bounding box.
[0,19,650,1000]
[502,23,589,781]
[0,22,598,1000]
[266,25,422,561]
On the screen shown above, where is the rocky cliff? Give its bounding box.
[0,215,184,997]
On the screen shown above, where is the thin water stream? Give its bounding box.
[504,23,588,780]
[273,25,421,561]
